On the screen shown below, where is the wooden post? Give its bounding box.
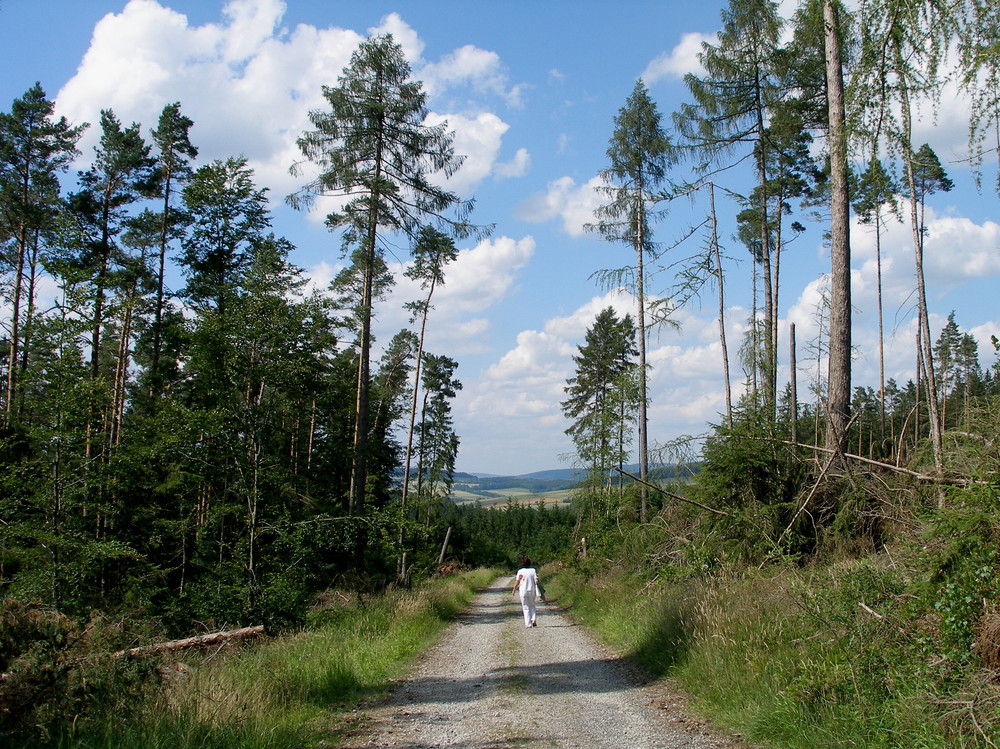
[437,526,452,565]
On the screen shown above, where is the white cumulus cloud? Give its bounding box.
[418,43,523,108]
[55,0,519,207]
[495,148,530,180]
[465,329,575,421]
[370,235,536,355]
[643,32,715,83]
[515,175,605,237]
[425,111,510,195]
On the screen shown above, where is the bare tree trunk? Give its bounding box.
[823,0,852,461]
[709,182,733,428]
[751,261,760,402]
[307,398,316,470]
[150,171,173,398]
[348,122,384,516]
[635,184,649,524]
[113,625,265,658]
[91,199,112,381]
[897,50,943,483]
[790,322,798,447]
[400,278,437,577]
[291,415,299,475]
[5,224,28,422]
[16,231,42,417]
[349,255,374,516]
[755,89,775,422]
[772,197,783,423]
[914,331,921,447]
[111,304,133,447]
[875,207,887,447]
[437,526,452,565]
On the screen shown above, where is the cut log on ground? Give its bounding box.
[112,625,265,658]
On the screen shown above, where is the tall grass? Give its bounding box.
[54,568,496,749]
[550,561,997,748]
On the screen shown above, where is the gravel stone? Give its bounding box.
[339,578,751,748]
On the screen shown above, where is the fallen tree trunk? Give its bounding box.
[614,468,732,517]
[112,625,265,658]
[1,626,266,684]
[779,440,987,486]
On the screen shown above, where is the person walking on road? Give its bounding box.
[513,556,540,628]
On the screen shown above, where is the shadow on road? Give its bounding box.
[396,656,640,707]
[451,585,512,626]
[394,584,645,708]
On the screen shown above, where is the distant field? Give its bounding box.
[448,465,693,508]
[450,487,574,507]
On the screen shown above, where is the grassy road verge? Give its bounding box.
[42,569,496,749]
[548,561,996,748]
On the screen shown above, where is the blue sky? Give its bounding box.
[3,0,999,475]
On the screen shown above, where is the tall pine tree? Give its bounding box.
[0,84,84,421]
[562,307,639,508]
[589,79,671,523]
[289,34,475,515]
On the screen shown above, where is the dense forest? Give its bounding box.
[0,35,563,640]
[4,0,1000,745]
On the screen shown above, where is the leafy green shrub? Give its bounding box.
[687,410,814,562]
[905,486,1000,671]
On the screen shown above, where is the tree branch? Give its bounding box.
[777,439,986,486]
[614,467,732,516]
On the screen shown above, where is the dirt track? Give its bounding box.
[338,578,749,748]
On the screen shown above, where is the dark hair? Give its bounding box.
[519,556,531,568]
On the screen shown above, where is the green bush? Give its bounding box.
[0,599,159,747]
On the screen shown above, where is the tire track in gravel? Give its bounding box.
[338,579,750,749]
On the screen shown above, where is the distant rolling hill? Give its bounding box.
[450,469,581,506]
[449,465,692,506]
[453,469,581,492]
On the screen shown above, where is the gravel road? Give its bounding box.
[339,578,749,749]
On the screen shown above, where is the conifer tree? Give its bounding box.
[67,109,157,481]
[415,353,462,507]
[675,0,787,421]
[934,311,961,430]
[400,226,458,525]
[289,34,475,515]
[562,307,639,506]
[589,79,671,523]
[0,84,84,420]
[906,143,952,473]
[960,0,1000,194]
[70,109,158,383]
[148,102,197,398]
[180,157,269,316]
[852,157,899,442]
[852,0,961,478]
